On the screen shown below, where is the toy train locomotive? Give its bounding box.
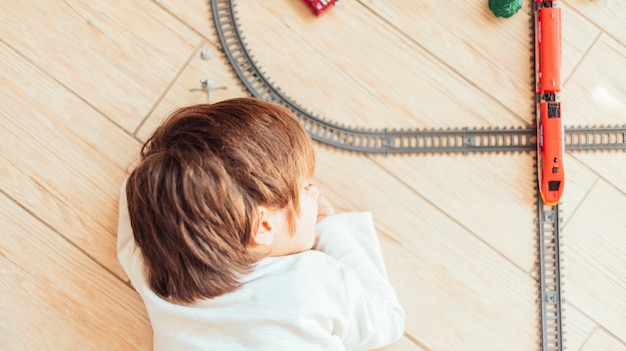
[535,0,564,206]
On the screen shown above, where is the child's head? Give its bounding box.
[125,97,317,303]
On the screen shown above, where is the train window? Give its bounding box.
[548,181,561,191]
[548,102,560,118]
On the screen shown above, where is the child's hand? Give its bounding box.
[312,188,335,249]
[316,189,335,222]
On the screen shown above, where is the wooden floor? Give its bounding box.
[2,0,625,350]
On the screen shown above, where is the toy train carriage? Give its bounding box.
[535,4,561,94]
[302,0,336,16]
[535,0,564,206]
[537,101,564,206]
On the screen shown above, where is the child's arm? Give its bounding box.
[314,209,405,349]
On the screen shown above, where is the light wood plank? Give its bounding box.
[0,193,152,350]
[1,0,625,349]
[572,152,626,196]
[374,152,598,270]
[235,0,521,129]
[365,0,532,119]
[565,306,597,351]
[0,0,200,131]
[137,44,247,140]
[374,335,427,351]
[564,34,626,127]
[358,0,597,121]
[374,153,538,271]
[0,42,140,278]
[566,0,626,47]
[564,34,626,194]
[580,328,626,351]
[560,2,601,83]
[314,148,537,350]
[565,179,626,342]
[0,42,139,169]
[156,0,218,41]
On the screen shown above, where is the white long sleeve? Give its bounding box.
[314,213,405,350]
[117,182,404,351]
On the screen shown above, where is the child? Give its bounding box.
[117,97,405,350]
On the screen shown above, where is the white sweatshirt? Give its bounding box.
[118,190,405,350]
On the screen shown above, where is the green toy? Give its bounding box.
[489,0,522,18]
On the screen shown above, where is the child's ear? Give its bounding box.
[251,206,275,246]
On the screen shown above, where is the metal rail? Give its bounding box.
[208,1,623,350]
[565,125,626,151]
[536,200,564,351]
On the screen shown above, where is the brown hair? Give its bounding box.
[125,98,315,303]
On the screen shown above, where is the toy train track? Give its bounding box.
[536,200,564,351]
[210,0,626,156]
[209,1,624,350]
[533,1,564,350]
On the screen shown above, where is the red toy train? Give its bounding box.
[535,0,564,206]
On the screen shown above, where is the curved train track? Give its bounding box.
[210,0,626,155]
[209,1,623,350]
